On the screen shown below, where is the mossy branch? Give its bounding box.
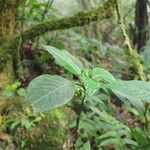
[20,0,115,41]
[0,0,116,71]
[115,0,146,80]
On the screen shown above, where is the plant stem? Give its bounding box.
[144,103,149,139]
[73,93,85,150]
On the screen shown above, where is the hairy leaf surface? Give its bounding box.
[43,45,83,75]
[26,75,75,112]
[91,67,116,83]
[106,80,150,111]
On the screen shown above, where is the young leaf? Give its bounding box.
[106,80,150,111]
[91,67,116,83]
[84,78,101,97]
[42,45,83,75]
[26,75,75,112]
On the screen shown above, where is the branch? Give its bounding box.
[20,0,115,42]
[0,0,116,71]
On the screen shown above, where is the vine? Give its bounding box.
[115,0,146,80]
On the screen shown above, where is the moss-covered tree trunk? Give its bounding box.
[0,0,19,89]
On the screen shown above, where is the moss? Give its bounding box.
[0,0,21,88]
[21,0,115,41]
[0,0,116,71]
[115,0,146,80]
[0,0,19,38]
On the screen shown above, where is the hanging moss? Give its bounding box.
[0,0,116,71]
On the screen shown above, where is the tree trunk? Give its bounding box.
[0,0,19,89]
[133,0,148,52]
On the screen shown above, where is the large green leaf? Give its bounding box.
[91,67,116,83]
[42,45,83,75]
[106,80,150,111]
[26,75,75,112]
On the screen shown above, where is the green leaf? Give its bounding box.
[99,131,117,139]
[84,78,101,97]
[21,118,32,130]
[131,127,149,149]
[80,141,91,150]
[42,45,83,75]
[99,130,129,140]
[90,106,130,131]
[124,139,138,147]
[26,75,75,112]
[91,67,116,83]
[106,80,150,111]
[11,120,20,130]
[17,88,26,97]
[100,138,120,146]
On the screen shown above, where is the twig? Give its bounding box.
[73,86,86,150]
